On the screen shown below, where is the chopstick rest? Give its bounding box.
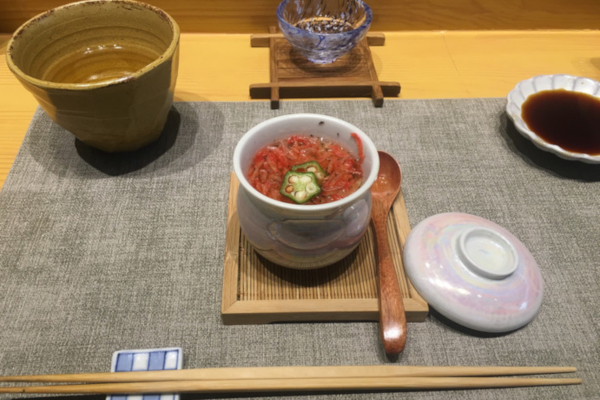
[108,347,182,400]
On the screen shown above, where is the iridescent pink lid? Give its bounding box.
[403,213,544,333]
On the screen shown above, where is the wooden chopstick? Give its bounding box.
[0,377,582,394]
[0,365,577,383]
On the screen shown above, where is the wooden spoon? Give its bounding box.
[370,151,407,356]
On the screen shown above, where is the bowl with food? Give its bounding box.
[233,114,380,270]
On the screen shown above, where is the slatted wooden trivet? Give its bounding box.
[250,28,401,109]
[221,173,428,325]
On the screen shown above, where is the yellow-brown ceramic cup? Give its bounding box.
[6,0,180,152]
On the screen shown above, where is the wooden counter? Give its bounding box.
[2,0,600,33]
[2,30,600,188]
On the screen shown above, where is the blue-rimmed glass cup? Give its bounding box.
[277,0,373,64]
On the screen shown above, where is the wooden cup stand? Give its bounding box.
[250,28,401,109]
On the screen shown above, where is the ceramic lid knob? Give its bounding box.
[457,227,518,280]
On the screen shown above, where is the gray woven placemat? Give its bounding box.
[0,99,598,399]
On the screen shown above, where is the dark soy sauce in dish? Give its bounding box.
[521,89,600,155]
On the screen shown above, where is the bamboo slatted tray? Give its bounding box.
[221,173,428,325]
[249,29,401,109]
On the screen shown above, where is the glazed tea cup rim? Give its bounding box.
[233,113,380,213]
[6,0,180,92]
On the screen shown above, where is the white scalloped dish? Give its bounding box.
[506,74,600,163]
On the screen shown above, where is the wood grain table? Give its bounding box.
[1,30,600,189]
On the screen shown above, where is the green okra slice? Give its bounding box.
[291,161,326,185]
[280,171,321,204]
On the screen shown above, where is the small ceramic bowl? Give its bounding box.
[277,0,372,64]
[506,74,600,163]
[6,0,180,152]
[233,114,379,270]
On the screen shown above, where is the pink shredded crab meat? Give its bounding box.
[247,134,364,205]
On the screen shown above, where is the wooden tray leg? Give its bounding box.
[269,26,280,109]
[360,40,384,107]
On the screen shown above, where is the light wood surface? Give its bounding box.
[2,0,600,33]
[0,365,578,383]
[2,30,600,189]
[221,173,429,325]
